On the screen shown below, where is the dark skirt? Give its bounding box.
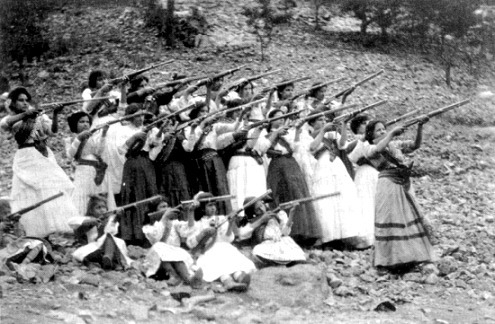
[193,150,231,215]
[120,153,158,244]
[267,155,321,240]
[156,159,192,211]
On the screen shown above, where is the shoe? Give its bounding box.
[190,269,203,289]
[236,272,251,288]
[102,255,114,270]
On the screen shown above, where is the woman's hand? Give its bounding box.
[418,116,429,125]
[77,130,92,141]
[390,125,405,137]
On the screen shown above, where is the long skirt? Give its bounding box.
[12,147,78,238]
[73,234,133,269]
[194,151,231,215]
[120,153,158,243]
[71,164,115,215]
[196,242,256,282]
[354,164,378,245]
[142,242,195,278]
[156,159,191,210]
[252,237,306,265]
[267,155,321,240]
[374,175,435,267]
[312,152,365,243]
[227,155,267,212]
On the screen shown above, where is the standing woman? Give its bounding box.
[348,115,378,246]
[65,111,110,215]
[364,120,435,272]
[262,109,321,245]
[0,87,78,238]
[308,114,366,248]
[118,103,158,246]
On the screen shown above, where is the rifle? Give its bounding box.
[272,192,340,213]
[247,109,303,129]
[289,78,345,102]
[228,69,281,91]
[90,111,152,133]
[101,195,163,218]
[107,60,174,84]
[401,99,471,128]
[259,76,312,94]
[195,65,247,88]
[333,100,387,123]
[331,70,384,99]
[385,108,422,127]
[142,101,200,132]
[298,103,359,123]
[40,97,114,111]
[153,75,209,91]
[6,192,64,221]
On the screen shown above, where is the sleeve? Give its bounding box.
[66,137,81,159]
[277,211,289,231]
[348,140,364,163]
[81,88,93,113]
[364,143,379,159]
[236,223,255,241]
[142,222,165,245]
[181,126,200,152]
[0,115,12,133]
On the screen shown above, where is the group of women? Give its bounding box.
[0,67,438,287]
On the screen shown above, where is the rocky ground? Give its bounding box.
[1,1,495,323]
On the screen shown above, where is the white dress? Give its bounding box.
[252,211,306,264]
[311,132,364,243]
[69,215,133,268]
[141,219,197,278]
[227,127,269,212]
[4,114,79,237]
[65,133,108,215]
[348,138,378,245]
[187,215,256,282]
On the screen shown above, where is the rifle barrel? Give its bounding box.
[181,194,235,205]
[385,108,422,127]
[40,96,113,109]
[7,192,64,219]
[103,195,162,217]
[402,99,470,127]
[334,99,387,122]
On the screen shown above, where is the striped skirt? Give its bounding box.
[374,169,434,267]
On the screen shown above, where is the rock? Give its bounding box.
[79,274,100,287]
[402,272,422,283]
[455,279,468,289]
[326,274,343,289]
[131,304,149,321]
[191,309,216,321]
[37,70,50,79]
[424,273,439,285]
[438,257,458,276]
[333,286,354,297]
[359,274,375,283]
[435,319,449,324]
[374,300,396,312]
[237,314,263,324]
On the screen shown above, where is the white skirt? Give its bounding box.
[142,242,195,278]
[312,152,364,242]
[227,156,267,211]
[196,242,256,282]
[72,234,133,268]
[354,164,378,245]
[252,236,306,264]
[12,147,79,238]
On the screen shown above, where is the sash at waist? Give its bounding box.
[378,168,411,190]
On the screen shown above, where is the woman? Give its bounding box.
[65,111,110,214]
[308,113,368,249]
[242,197,306,267]
[262,109,321,245]
[186,192,256,292]
[70,195,133,270]
[141,201,202,287]
[348,115,378,246]
[0,87,78,238]
[364,119,435,272]
[119,103,158,246]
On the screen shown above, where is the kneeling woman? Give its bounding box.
[242,197,306,267]
[186,192,256,292]
[364,120,435,272]
[70,195,133,270]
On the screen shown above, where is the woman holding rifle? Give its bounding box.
[364,119,436,273]
[0,87,78,238]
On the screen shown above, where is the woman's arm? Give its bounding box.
[372,126,404,154]
[411,117,428,151]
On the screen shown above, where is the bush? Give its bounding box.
[0,0,56,64]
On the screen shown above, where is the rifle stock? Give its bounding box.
[229,70,281,91]
[299,103,359,123]
[248,109,302,129]
[102,195,162,218]
[290,77,345,101]
[154,75,208,90]
[41,97,113,111]
[274,192,340,212]
[107,60,174,84]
